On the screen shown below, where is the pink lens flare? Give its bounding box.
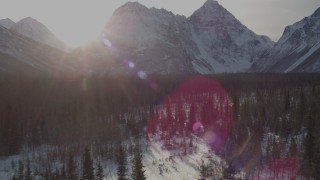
[192,121,203,133]
[149,81,159,91]
[146,76,233,153]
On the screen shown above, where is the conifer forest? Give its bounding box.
[0,73,320,179]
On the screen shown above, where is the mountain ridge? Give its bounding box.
[251,7,320,72]
[8,17,67,51]
[0,18,15,29]
[95,0,274,74]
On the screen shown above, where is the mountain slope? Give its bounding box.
[0,26,72,74]
[10,17,67,51]
[251,7,320,72]
[0,18,15,29]
[98,0,273,74]
[103,2,199,74]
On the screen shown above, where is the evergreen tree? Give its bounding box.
[302,112,316,177]
[54,167,61,180]
[11,174,18,180]
[299,90,306,121]
[117,145,127,180]
[18,160,24,180]
[289,138,298,157]
[96,161,104,180]
[43,168,49,180]
[304,115,315,166]
[132,146,146,180]
[284,90,290,112]
[223,165,235,180]
[81,147,94,180]
[67,151,77,180]
[61,164,67,179]
[199,160,208,180]
[313,143,320,178]
[25,159,32,180]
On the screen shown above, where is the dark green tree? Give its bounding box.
[132,146,146,180]
[117,145,127,180]
[302,112,316,177]
[67,151,77,180]
[25,159,32,180]
[96,161,104,180]
[223,165,235,180]
[299,90,306,121]
[52,167,60,179]
[18,160,24,180]
[199,160,208,180]
[43,168,49,180]
[11,174,18,180]
[304,116,315,165]
[0,105,22,156]
[313,143,320,178]
[81,147,94,180]
[289,138,298,157]
[61,164,67,179]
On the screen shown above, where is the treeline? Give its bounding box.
[0,74,157,156]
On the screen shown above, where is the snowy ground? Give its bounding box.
[0,138,233,180]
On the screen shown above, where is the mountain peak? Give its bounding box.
[14,17,44,29]
[115,1,148,14]
[202,0,224,10]
[203,0,219,7]
[19,17,38,23]
[190,0,241,27]
[0,18,15,29]
[123,1,144,7]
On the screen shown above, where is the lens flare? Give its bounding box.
[147,76,233,154]
[100,34,160,90]
[149,81,159,90]
[102,38,112,48]
[192,121,203,133]
[128,61,135,69]
[102,34,112,48]
[137,70,147,80]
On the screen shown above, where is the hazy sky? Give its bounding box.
[1,0,320,47]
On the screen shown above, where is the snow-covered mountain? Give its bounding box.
[10,17,67,51]
[0,18,15,29]
[1,1,319,74]
[251,7,320,72]
[189,0,273,73]
[98,0,274,74]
